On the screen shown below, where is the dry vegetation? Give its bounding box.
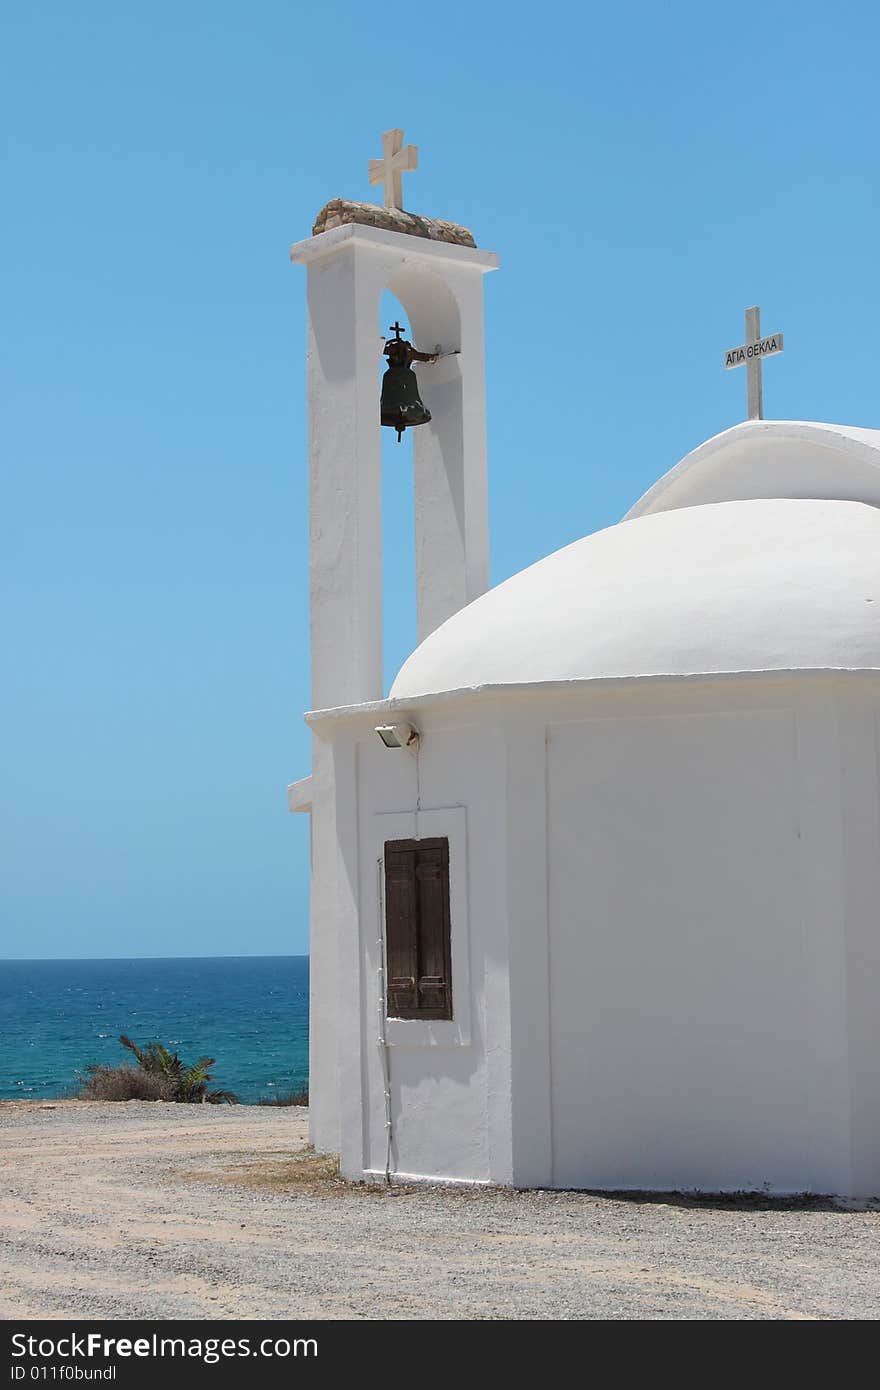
[255,1087,309,1107]
[77,1065,172,1102]
[189,1148,501,1202]
[187,1145,345,1196]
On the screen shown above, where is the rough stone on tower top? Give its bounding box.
[312,199,476,248]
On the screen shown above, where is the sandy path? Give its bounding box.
[2,1101,879,1320]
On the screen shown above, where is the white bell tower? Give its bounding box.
[289,135,498,1151]
[290,136,499,712]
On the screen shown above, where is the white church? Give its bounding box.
[289,132,880,1197]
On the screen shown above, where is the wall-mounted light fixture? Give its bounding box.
[375,722,420,753]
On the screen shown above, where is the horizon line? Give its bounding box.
[0,953,310,964]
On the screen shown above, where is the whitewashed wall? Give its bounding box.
[549,705,815,1190]
[349,716,507,1183]
[316,673,880,1196]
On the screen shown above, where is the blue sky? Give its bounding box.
[3,2,878,958]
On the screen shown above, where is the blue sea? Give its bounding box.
[0,957,309,1104]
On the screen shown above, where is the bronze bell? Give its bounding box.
[380,321,432,441]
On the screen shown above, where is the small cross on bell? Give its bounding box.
[380,321,433,442]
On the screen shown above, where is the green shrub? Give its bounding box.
[118,1035,239,1104]
[76,1035,239,1104]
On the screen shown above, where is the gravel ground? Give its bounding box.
[1,1100,879,1320]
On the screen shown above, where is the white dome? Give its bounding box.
[626,420,880,519]
[390,498,880,700]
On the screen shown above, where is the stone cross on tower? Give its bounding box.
[723,305,785,421]
[368,128,418,211]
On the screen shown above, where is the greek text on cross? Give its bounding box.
[723,306,784,421]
